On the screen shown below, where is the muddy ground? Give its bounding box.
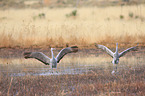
[0,46,144,58]
[0,46,145,96]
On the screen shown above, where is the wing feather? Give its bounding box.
[56,46,78,63]
[95,44,114,58]
[119,45,137,57]
[24,52,50,65]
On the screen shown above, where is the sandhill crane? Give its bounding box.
[95,43,138,74]
[24,46,78,72]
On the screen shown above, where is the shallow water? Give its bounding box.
[2,65,141,77]
[0,53,144,77]
[9,67,90,76]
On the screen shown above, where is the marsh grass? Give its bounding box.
[0,5,145,48]
[0,4,145,95]
[0,49,144,95]
[0,65,144,96]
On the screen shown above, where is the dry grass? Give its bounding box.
[0,48,144,95]
[0,5,145,48]
[0,4,145,95]
[0,65,144,96]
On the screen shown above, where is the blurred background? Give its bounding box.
[0,0,145,8]
[0,0,145,48]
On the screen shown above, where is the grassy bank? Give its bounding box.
[0,5,145,48]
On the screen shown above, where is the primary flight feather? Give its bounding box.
[24,46,78,68]
[95,43,138,74]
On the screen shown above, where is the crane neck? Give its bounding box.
[51,48,55,59]
[115,43,118,54]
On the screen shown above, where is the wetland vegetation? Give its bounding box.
[0,0,145,95]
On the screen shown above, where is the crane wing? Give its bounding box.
[119,45,138,57]
[56,46,78,63]
[24,52,50,65]
[95,44,114,58]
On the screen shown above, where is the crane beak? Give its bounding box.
[51,48,56,50]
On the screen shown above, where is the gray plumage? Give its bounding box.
[24,46,78,68]
[95,43,138,74]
